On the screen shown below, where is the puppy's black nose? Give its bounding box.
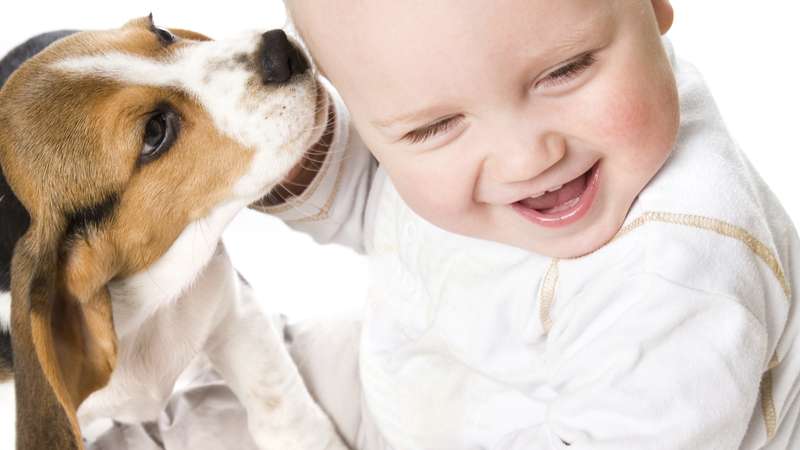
[259,29,309,84]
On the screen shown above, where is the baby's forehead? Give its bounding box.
[288,0,626,33]
[299,1,625,78]
[288,0,653,130]
[289,0,627,65]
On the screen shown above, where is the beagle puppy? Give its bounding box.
[0,16,347,450]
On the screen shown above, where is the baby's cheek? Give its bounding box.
[598,88,652,143]
[393,164,472,229]
[599,81,678,167]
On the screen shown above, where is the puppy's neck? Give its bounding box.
[107,199,246,337]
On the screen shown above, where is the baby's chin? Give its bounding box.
[525,220,624,258]
[500,199,631,258]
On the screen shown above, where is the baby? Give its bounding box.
[252,0,800,449]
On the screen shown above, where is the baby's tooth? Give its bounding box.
[530,192,545,199]
[546,184,563,193]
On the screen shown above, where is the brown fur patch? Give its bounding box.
[10,233,84,449]
[0,330,11,382]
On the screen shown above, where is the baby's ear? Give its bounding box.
[651,0,674,35]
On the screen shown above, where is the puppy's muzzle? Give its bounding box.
[259,29,309,84]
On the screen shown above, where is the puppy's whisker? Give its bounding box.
[279,178,314,189]
[269,185,325,212]
[260,180,351,227]
[265,182,330,216]
[302,150,357,168]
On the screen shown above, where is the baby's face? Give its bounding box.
[292,0,679,257]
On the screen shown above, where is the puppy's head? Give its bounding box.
[0,15,326,448]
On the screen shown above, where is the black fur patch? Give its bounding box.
[0,30,78,89]
[65,193,119,239]
[0,328,12,375]
[0,166,30,293]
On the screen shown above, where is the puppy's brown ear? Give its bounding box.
[10,224,117,450]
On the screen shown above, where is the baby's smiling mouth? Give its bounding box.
[516,167,592,213]
[511,162,601,228]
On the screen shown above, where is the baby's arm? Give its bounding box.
[504,273,768,449]
[250,83,378,254]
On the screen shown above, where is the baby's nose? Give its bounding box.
[258,29,309,84]
[492,133,567,184]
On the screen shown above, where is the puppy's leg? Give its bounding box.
[204,273,349,450]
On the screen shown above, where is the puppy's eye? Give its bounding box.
[141,107,180,164]
[153,26,177,45]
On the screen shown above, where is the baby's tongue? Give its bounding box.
[518,172,588,212]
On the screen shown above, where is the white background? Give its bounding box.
[0,2,799,444]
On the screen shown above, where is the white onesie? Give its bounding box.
[254,41,800,450]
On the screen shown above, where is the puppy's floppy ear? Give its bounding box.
[10,221,117,450]
[1,49,118,448]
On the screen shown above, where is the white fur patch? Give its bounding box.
[54,52,181,86]
[0,380,15,448]
[0,292,10,331]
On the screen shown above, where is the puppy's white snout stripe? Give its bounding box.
[55,53,180,87]
[0,292,10,331]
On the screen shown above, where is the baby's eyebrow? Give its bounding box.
[371,104,453,131]
[523,10,613,69]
